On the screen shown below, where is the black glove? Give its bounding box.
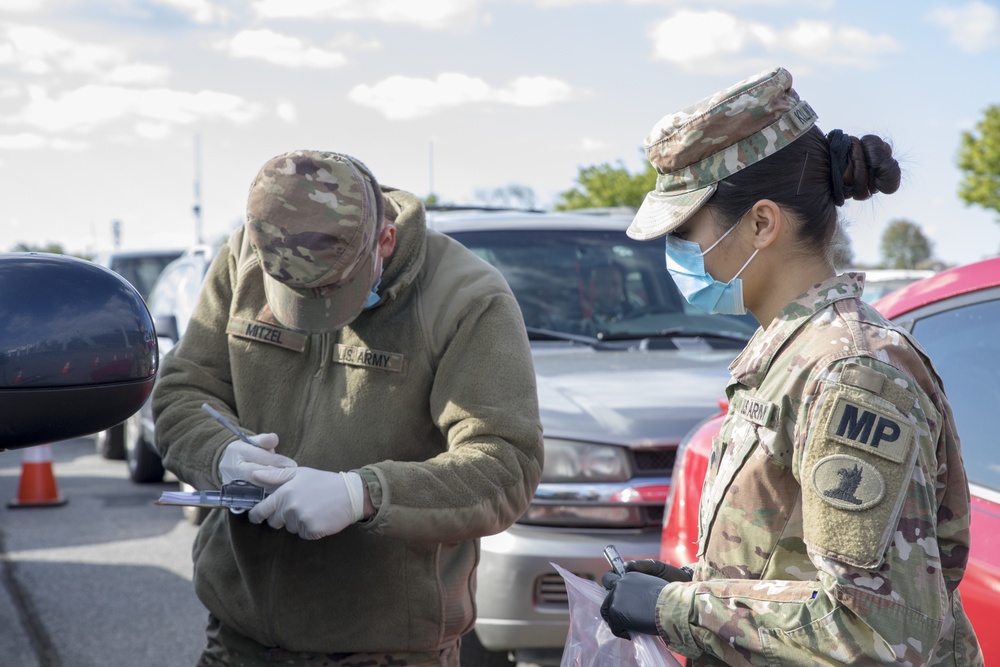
[600,571,667,640]
[624,558,693,583]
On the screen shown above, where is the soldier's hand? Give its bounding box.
[248,467,364,540]
[624,558,693,583]
[218,433,295,486]
[600,571,666,640]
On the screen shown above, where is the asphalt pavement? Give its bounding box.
[0,436,206,667]
[0,437,545,667]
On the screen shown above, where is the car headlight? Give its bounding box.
[516,439,666,528]
[540,438,631,483]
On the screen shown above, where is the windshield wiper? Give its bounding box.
[596,327,752,343]
[525,327,601,345]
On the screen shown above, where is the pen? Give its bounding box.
[201,403,256,446]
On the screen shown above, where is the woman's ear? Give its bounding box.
[747,199,783,250]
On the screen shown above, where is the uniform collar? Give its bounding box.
[729,272,866,388]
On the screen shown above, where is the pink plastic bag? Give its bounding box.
[553,563,681,667]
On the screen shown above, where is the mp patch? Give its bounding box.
[811,454,885,511]
[826,397,912,463]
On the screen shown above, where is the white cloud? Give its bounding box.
[0,131,87,150]
[580,137,607,151]
[252,0,479,30]
[649,10,900,72]
[276,99,297,122]
[348,72,576,119]
[152,0,228,24]
[328,33,382,51]
[6,84,261,133]
[0,23,176,82]
[495,76,575,107]
[928,1,1000,54]
[103,63,172,85]
[0,24,126,75]
[135,121,171,140]
[216,29,348,68]
[0,0,48,12]
[649,10,747,64]
[523,0,836,7]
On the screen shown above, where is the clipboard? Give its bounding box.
[155,479,267,513]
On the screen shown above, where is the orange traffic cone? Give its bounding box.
[8,444,67,508]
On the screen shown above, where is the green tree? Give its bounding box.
[554,160,655,210]
[957,104,1000,222]
[8,242,94,260]
[10,241,67,254]
[880,219,932,269]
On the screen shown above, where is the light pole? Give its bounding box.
[193,133,203,244]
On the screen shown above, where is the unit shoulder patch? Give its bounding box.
[826,396,912,463]
[811,454,885,511]
[800,384,918,569]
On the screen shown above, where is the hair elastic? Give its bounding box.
[826,129,851,206]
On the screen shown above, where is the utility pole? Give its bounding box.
[193,133,203,244]
[428,138,434,199]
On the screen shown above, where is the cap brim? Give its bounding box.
[626,184,717,241]
[262,250,376,334]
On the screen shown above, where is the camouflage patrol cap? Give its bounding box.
[628,67,818,240]
[246,150,385,333]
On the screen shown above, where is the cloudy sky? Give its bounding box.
[1,0,998,266]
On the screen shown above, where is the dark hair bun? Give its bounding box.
[841,134,901,202]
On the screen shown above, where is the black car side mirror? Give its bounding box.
[0,253,157,450]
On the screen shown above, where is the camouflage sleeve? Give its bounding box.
[654,356,958,665]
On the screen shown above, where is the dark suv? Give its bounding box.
[93,248,184,458]
[122,245,217,484]
[427,210,757,666]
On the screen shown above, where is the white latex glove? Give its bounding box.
[218,433,296,486]
[248,467,365,540]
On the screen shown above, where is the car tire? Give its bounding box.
[124,413,164,483]
[179,482,211,526]
[95,423,126,460]
[459,629,515,667]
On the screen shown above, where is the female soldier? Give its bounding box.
[600,67,983,666]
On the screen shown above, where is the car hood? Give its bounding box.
[530,345,736,446]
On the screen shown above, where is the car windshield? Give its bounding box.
[909,296,1000,492]
[111,254,183,299]
[446,228,759,344]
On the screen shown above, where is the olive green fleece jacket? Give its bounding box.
[151,188,544,654]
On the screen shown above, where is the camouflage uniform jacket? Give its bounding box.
[152,188,544,656]
[657,273,982,666]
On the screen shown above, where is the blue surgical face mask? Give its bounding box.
[665,218,758,316]
[363,265,384,310]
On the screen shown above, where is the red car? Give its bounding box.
[660,258,1000,664]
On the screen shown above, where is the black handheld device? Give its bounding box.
[604,544,627,576]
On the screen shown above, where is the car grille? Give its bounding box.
[534,571,592,607]
[631,447,671,528]
[631,448,676,476]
